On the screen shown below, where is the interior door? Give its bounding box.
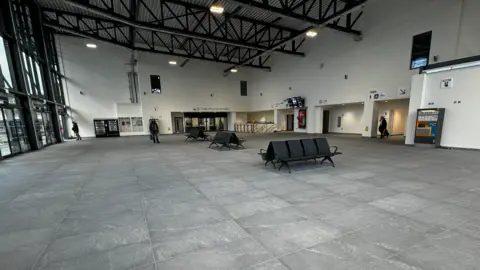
[322,110,330,133]
[174,117,184,133]
[286,114,294,131]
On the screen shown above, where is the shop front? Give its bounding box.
[184,112,227,133]
[0,96,31,158]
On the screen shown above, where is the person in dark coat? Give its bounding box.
[379,116,388,139]
[72,121,82,140]
[149,119,160,143]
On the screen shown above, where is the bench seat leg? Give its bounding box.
[320,157,335,167]
[283,161,291,173]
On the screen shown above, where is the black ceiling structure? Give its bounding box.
[38,0,368,72]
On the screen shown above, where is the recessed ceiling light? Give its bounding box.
[210,5,224,14]
[169,60,177,65]
[86,43,97,48]
[306,30,318,37]
[230,68,238,73]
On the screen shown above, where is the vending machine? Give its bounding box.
[93,119,120,137]
[414,108,445,148]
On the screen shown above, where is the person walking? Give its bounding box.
[379,116,389,139]
[149,119,160,143]
[72,121,82,140]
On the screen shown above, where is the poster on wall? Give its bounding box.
[298,109,307,129]
[440,78,453,89]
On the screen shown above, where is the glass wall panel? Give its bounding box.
[0,109,11,156]
[13,108,30,152]
[4,108,20,154]
[34,111,46,147]
[0,38,13,89]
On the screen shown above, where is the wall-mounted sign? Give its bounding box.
[398,87,409,97]
[440,78,453,89]
[192,107,230,111]
[271,101,285,108]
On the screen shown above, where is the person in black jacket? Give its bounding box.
[72,121,82,140]
[379,116,388,139]
[149,119,160,143]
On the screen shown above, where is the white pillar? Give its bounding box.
[273,109,279,131]
[306,106,315,133]
[314,106,323,134]
[361,100,378,137]
[405,74,426,145]
[228,112,236,131]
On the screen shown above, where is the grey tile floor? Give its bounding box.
[1,133,480,270]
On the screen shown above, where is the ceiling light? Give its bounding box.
[230,68,238,73]
[169,60,177,65]
[210,5,224,14]
[306,30,318,37]
[341,104,345,106]
[86,43,97,48]
[385,101,389,102]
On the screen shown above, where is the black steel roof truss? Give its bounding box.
[38,0,368,70]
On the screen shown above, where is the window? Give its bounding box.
[0,38,13,89]
[240,80,247,96]
[410,31,432,69]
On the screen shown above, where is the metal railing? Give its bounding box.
[234,123,277,133]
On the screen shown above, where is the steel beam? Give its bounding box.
[44,22,271,71]
[62,0,301,55]
[228,0,369,72]
[228,0,364,36]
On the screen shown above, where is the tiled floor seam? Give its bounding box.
[181,175,281,268]
[29,172,95,270]
[138,174,159,270]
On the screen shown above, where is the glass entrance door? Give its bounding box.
[0,109,11,157]
[3,108,21,154]
[13,108,30,152]
[35,111,46,147]
[42,112,54,144]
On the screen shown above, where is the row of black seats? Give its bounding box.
[209,131,245,150]
[259,138,341,173]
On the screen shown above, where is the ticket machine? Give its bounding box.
[414,108,445,148]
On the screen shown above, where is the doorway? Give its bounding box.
[174,117,184,133]
[322,110,330,133]
[286,114,294,131]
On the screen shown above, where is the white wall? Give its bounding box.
[376,99,409,135]
[328,104,364,134]
[408,65,480,149]
[59,36,253,135]
[58,36,131,137]
[249,0,480,133]
[235,112,248,123]
[60,0,480,137]
[137,52,252,134]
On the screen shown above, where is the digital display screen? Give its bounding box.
[297,97,304,107]
[291,97,298,106]
[287,98,293,107]
[411,57,428,69]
